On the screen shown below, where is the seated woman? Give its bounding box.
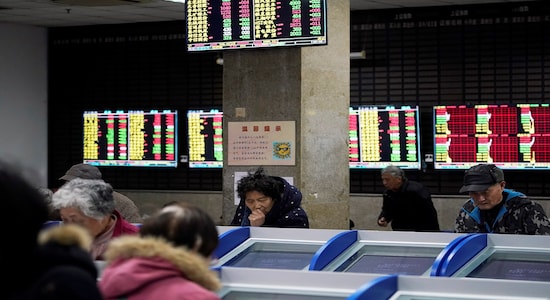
[99,202,222,300]
[51,178,139,260]
[230,167,309,228]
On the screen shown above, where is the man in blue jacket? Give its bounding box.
[455,164,550,234]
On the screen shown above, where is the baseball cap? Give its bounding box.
[459,164,504,193]
[59,163,102,181]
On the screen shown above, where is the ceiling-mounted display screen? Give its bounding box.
[186,0,327,52]
[433,103,550,170]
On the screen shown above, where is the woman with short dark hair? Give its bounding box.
[230,167,309,228]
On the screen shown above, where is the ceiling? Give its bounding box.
[0,0,534,28]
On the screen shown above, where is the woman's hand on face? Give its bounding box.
[248,208,266,227]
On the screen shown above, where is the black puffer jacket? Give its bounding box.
[231,176,309,228]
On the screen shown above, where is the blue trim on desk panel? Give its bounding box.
[436,233,487,277]
[347,274,397,300]
[214,227,250,259]
[430,234,471,276]
[309,230,358,270]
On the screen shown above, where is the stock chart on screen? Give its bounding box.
[433,103,550,169]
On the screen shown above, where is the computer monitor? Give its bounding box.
[467,256,550,282]
[223,242,320,270]
[342,254,436,275]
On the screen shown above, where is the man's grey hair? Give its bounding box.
[381,165,406,180]
[51,178,115,220]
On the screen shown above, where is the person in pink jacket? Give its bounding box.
[99,202,221,300]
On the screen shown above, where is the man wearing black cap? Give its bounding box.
[60,163,143,223]
[455,164,550,235]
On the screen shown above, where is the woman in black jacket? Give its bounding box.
[231,167,309,228]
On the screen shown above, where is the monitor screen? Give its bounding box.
[83,110,177,167]
[467,259,550,282]
[340,254,435,275]
[225,250,314,270]
[187,109,223,168]
[349,105,421,169]
[223,242,320,270]
[186,0,327,52]
[433,103,550,169]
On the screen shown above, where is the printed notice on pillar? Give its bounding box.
[228,121,295,166]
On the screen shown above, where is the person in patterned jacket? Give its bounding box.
[230,167,309,228]
[455,163,550,235]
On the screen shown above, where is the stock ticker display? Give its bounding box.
[83,110,177,167]
[186,0,327,51]
[187,109,224,168]
[434,104,550,169]
[349,105,421,170]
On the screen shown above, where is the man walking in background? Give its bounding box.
[377,165,440,232]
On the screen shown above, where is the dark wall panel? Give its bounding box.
[48,21,223,190]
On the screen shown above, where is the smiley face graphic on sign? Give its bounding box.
[273,142,291,160]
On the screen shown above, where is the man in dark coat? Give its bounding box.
[377,165,440,232]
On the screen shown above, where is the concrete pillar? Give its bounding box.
[222,0,350,229]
